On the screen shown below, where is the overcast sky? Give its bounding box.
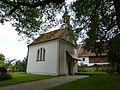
[0,22,27,60]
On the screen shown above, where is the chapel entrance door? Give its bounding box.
[68,61,73,75]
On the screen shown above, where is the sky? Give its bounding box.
[0,22,27,60]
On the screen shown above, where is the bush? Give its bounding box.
[78,66,86,72]
[0,73,13,81]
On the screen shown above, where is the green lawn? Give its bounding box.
[0,72,55,86]
[49,74,120,90]
[77,72,108,75]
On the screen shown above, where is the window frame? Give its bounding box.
[36,48,45,61]
[82,58,85,61]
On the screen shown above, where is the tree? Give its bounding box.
[61,5,78,45]
[107,34,120,74]
[1,0,120,40]
[72,0,120,52]
[0,53,5,61]
[72,0,120,74]
[0,0,65,40]
[0,53,5,67]
[0,54,15,69]
[0,0,81,42]
[13,57,27,72]
[4,59,16,70]
[72,0,120,43]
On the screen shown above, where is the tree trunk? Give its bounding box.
[113,0,120,29]
[116,63,120,74]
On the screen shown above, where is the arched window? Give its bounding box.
[37,49,40,61]
[36,48,45,61]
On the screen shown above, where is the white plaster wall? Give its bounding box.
[78,57,109,66]
[88,62,109,66]
[62,32,78,73]
[66,42,78,74]
[65,42,73,75]
[26,40,58,75]
[59,39,77,75]
[73,63,78,73]
[59,40,66,75]
[78,57,89,66]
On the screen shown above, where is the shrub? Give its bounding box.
[78,66,87,72]
[0,73,13,81]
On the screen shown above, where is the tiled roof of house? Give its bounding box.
[78,44,106,57]
[29,29,66,46]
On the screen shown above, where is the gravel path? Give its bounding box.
[0,75,88,90]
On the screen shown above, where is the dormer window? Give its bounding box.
[36,48,45,61]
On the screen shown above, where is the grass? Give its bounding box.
[76,72,108,75]
[49,74,120,90]
[0,72,55,86]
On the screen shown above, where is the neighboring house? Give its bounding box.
[26,29,79,75]
[78,44,108,66]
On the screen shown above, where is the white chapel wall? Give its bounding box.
[27,40,58,75]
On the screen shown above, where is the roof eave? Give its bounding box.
[28,38,59,46]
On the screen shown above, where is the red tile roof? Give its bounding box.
[29,29,66,46]
[78,44,106,57]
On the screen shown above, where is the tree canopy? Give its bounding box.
[72,0,120,73]
[0,53,5,61]
[107,34,120,73]
[1,0,120,44]
[0,53,5,67]
[1,0,120,50]
[72,0,120,53]
[0,0,65,40]
[1,1,120,50]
